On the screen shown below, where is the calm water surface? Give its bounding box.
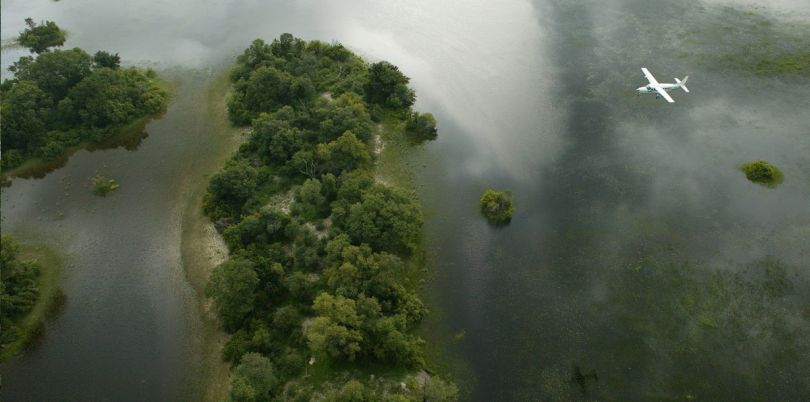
[2,0,809,400]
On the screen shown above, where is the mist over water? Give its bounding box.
[2,0,809,400]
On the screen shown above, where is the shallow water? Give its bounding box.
[2,0,809,400]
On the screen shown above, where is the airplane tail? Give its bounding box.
[675,76,690,93]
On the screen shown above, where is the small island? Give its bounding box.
[739,160,784,188]
[202,34,456,400]
[480,189,515,224]
[0,19,168,180]
[0,236,63,362]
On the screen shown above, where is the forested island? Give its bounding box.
[479,189,514,225]
[202,34,456,400]
[0,20,168,179]
[0,235,62,361]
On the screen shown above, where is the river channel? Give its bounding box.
[2,0,809,401]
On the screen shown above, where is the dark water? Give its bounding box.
[2,0,810,400]
[419,1,810,400]
[0,72,218,400]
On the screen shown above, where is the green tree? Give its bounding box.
[229,353,279,402]
[243,66,292,113]
[364,61,415,111]
[343,185,423,254]
[0,236,41,322]
[405,112,438,142]
[316,131,371,175]
[250,110,304,166]
[93,51,121,69]
[10,48,93,100]
[204,160,259,219]
[206,258,259,332]
[223,208,291,250]
[0,80,52,152]
[327,380,369,402]
[479,189,514,224]
[314,93,373,142]
[306,293,364,360]
[18,19,66,54]
[295,178,327,220]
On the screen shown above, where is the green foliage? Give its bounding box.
[230,353,279,402]
[0,236,48,353]
[203,160,259,220]
[0,80,53,152]
[223,208,291,251]
[0,28,167,174]
[206,257,259,332]
[365,61,416,111]
[419,376,460,402]
[739,160,784,188]
[10,48,93,100]
[306,293,365,360]
[0,236,41,323]
[405,112,438,143]
[93,51,121,69]
[62,67,167,127]
[18,19,66,54]
[479,189,515,224]
[204,33,455,399]
[294,178,328,220]
[316,131,372,175]
[342,184,423,254]
[90,175,120,196]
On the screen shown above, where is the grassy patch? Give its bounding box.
[0,243,64,362]
[179,70,245,402]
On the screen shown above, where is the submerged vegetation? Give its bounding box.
[0,19,168,178]
[203,33,455,400]
[90,175,120,196]
[739,160,784,187]
[0,236,63,362]
[684,7,810,77]
[479,189,514,224]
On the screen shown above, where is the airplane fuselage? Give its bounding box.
[636,82,680,94]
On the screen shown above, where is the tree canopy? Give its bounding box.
[18,19,66,54]
[203,33,453,400]
[1,20,167,175]
[480,189,515,224]
[364,61,416,111]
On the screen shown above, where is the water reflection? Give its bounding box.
[1,0,809,400]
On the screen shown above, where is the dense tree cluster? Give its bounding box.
[480,189,515,224]
[0,20,167,172]
[203,34,451,400]
[0,236,42,348]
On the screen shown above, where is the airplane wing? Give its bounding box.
[641,67,659,84]
[655,86,675,103]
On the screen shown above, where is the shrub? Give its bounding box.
[90,175,120,196]
[739,160,784,188]
[479,189,514,224]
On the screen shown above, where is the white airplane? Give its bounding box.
[636,67,689,103]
